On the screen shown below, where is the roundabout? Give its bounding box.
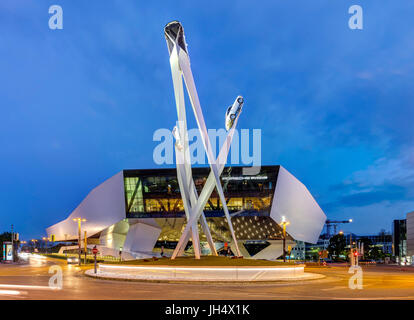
[84,257,324,283]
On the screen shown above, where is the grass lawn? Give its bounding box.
[105,256,298,266]
[42,253,113,263]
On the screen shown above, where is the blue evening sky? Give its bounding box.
[0,1,413,239]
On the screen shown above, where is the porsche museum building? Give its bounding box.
[47,165,326,260]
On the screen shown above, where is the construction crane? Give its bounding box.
[325,219,353,238]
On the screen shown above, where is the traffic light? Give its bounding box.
[353,250,358,257]
[51,234,55,242]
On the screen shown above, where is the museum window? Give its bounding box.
[124,177,144,212]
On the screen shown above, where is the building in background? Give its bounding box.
[304,231,393,261]
[407,211,414,264]
[46,165,326,260]
[305,238,330,260]
[290,241,306,260]
[358,233,392,255]
[392,219,407,264]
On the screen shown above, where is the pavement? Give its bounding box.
[1,255,414,300]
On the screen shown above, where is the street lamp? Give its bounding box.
[72,218,86,266]
[31,239,38,253]
[20,241,27,253]
[280,216,290,263]
[42,237,49,254]
[339,230,356,266]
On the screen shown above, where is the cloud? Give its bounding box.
[324,184,406,211]
[1,0,414,238]
[330,200,414,235]
[323,148,414,219]
[351,150,414,191]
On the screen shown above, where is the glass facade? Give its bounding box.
[123,166,286,243]
[124,177,144,213]
[393,219,407,257]
[124,166,278,218]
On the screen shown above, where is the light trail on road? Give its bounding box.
[0,284,59,290]
[0,289,22,296]
[1,257,414,300]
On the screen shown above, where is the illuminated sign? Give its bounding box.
[2,242,13,261]
[221,176,268,181]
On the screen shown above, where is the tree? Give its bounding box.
[328,234,346,260]
[368,246,385,260]
[0,232,12,242]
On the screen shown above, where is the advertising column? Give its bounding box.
[2,242,13,261]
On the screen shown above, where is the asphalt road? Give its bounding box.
[1,255,414,300]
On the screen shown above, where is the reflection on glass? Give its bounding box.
[124,166,277,219]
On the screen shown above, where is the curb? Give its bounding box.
[84,269,325,284]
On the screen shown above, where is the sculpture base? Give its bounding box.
[85,263,323,282]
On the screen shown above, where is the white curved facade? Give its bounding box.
[46,165,326,260]
[271,166,326,244]
[46,171,126,241]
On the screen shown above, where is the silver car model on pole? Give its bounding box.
[225,96,244,131]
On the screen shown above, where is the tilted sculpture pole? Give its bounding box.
[172,112,242,259]
[167,23,216,259]
[174,142,218,258]
[164,20,242,258]
[168,43,202,258]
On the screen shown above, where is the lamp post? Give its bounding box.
[84,231,87,265]
[280,216,290,263]
[72,218,86,266]
[31,239,38,253]
[339,230,355,266]
[20,240,27,253]
[42,237,49,254]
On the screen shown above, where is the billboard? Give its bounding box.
[2,242,13,261]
